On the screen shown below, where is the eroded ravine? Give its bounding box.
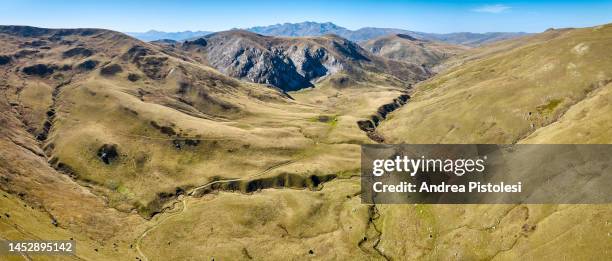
[36,78,71,144]
[357,90,411,143]
[358,205,391,260]
[133,155,344,260]
[353,83,423,259]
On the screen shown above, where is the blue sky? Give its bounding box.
[1,0,611,33]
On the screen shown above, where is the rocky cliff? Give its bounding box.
[177,30,429,91]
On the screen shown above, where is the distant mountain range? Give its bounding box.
[247,22,530,46]
[128,22,530,46]
[249,22,417,42]
[126,30,211,41]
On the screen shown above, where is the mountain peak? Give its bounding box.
[248,21,351,38]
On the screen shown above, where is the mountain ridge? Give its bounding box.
[129,21,530,46]
[126,29,212,42]
[166,29,430,91]
[247,22,530,46]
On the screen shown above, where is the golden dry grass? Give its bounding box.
[2,25,612,260]
[379,24,612,144]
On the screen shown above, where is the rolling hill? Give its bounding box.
[362,33,469,67]
[366,23,612,260]
[378,24,612,144]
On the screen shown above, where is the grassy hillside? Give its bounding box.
[362,34,469,67]
[1,26,412,217]
[0,26,412,259]
[372,24,612,260]
[379,24,612,144]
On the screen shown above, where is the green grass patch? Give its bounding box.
[536,98,563,114]
[309,114,338,127]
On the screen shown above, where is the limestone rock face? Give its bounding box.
[180,30,428,91]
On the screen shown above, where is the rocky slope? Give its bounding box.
[362,33,469,67]
[173,30,429,91]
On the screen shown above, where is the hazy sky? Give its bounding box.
[1,0,611,33]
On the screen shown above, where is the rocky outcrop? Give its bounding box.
[62,47,94,58]
[22,64,58,77]
[100,63,123,76]
[181,31,345,91]
[77,60,99,70]
[179,30,428,91]
[0,55,11,65]
[123,45,169,80]
[191,173,337,197]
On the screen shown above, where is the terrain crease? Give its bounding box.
[134,173,358,260]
